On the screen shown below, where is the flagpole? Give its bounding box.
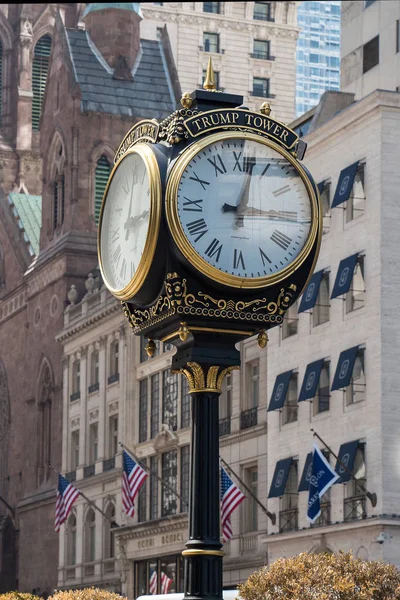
[50,464,119,526]
[219,456,276,525]
[119,442,189,509]
[311,429,377,507]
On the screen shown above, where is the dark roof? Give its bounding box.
[65,30,175,120]
[8,192,42,256]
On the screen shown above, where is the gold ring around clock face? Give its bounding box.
[98,144,162,300]
[166,131,321,289]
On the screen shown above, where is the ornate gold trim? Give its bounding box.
[98,144,162,301]
[174,362,240,393]
[161,326,253,343]
[182,549,224,557]
[165,131,321,290]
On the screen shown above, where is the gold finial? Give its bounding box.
[145,339,156,358]
[203,56,217,91]
[179,322,189,342]
[260,102,271,116]
[257,330,269,349]
[181,92,193,109]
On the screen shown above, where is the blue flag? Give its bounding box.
[307,443,339,524]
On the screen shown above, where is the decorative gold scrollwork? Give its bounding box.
[174,362,240,393]
[158,108,200,145]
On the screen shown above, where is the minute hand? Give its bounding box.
[243,208,299,222]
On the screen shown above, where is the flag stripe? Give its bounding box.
[122,449,148,517]
[220,466,246,543]
[54,474,80,532]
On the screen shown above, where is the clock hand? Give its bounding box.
[221,163,255,229]
[124,183,135,240]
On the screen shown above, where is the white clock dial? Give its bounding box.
[175,137,313,281]
[100,152,150,292]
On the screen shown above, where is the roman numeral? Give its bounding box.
[270,230,292,250]
[112,227,120,242]
[260,163,271,177]
[131,261,135,277]
[272,185,291,197]
[186,218,208,243]
[182,196,203,212]
[205,238,223,262]
[207,154,227,176]
[120,258,127,280]
[122,180,130,195]
[113,244,122,266]
[233,152,256,174]
[259,247,271,266]
[233,249,245,270]
[189,171,210,190]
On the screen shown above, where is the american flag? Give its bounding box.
[220,466,246,542]
[122,449,148,517]
[149,570,172,594]
[54,473,80,532]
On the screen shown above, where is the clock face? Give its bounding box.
[99,150,152,294]
[167,134,316,287]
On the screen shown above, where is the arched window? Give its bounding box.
[90,350,99,391]
[108,340,119,384]
[95,155,111,225]
[37,360,53,485]
[104,503,116,559]
[85,508,96,563]
[52,142,66,230]
[66,512,77,566]
[32,34,52,131]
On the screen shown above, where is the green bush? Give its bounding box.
[49,589,127,600]
[238,551,400,599]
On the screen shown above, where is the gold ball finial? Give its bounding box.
[179,322,189,342]
[257,330,269,349]
[145,339,156,358]
[260,102,271,116]
[203,56,217,91]
[181,92,193,109]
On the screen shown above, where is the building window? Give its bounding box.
[140,337,148,362]
[109,415,118,457]
[139,379,148,443]
[202,69,220,89]
[138,459,147,523]
[313,362,330,415]
[203,1,220,13]
[243,466,258,532]
[163,370,178,431]
[203,32,220,53]
[346,165,366,222]
[66,512,77,566]
[282,373,298,425]
[71,429,80,470]
[72,360,80,396]
[363,35,379,74]
[180,445,190,512]
[162,450,178,517]
[104,504,116,558]
[85,509,96,563]
[89,422,98,464]
[151,373,160,439]
[32,34,52,131]
[313,273,330,326]
[219,372,232,436]
[282,302,298,338]
[346,350,366,405]
[248,361,259,408]
[109,341,119,380]
[279,462,298,532]
[53,171,65,229]
[95,155,111,225]
[252,77,270,98]
[346,256,365,313]
[320,182,331,233]
[89,350,99,392]
[254,1,272,21]
[344,445,366,521]
[181,376,191,429]
[253,39,270,60]
[150,455,159,520]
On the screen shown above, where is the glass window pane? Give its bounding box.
[139,379,148,443]
[180,445,190,512]
[150,455,159,520]
[162,450,177,517]
[163,370,178,431]
[151,374,160,438]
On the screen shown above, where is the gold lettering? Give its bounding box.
[219,113,231,125]
[273,125,281,136]
[280,129,289,142]
[264,119,274,131]
[192,119,203,132]
[253,116,263,128]
[245,114,253,126]
[210,113,220,125]
[201,116,212,128]
[231,112,239,123]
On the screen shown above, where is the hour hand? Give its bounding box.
[222,203,238,213]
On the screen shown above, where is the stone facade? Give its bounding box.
[141,2,299,123]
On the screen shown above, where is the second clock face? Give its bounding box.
[170,136,314,286]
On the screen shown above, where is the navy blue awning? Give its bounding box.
[317,181,325,194]
[268,457,293,498]
[298,270,324,313]
[298,359,325,402]
[334,440,359,484]
[268,370,293,412]
[298,452,313,492]
[331,345,360,390]
[331,253,359,299]
[331,161,359,208]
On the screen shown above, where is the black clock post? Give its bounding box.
[100,58,321,600]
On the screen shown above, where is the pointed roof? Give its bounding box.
[82,3,142,18]
[7,193,42,256]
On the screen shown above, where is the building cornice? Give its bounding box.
[56,295,121,342]
[220,421,267,447]
[115,513,188,542]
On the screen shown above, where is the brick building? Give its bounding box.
[0,3,177,593]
